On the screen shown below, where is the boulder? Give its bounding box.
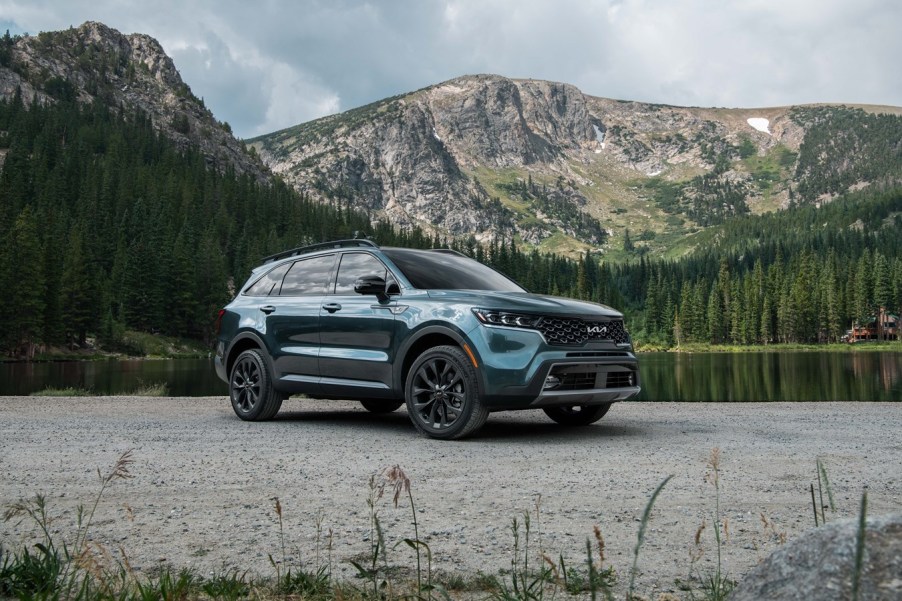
[729,514,902,601]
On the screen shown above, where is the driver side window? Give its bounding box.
[333,253,388,294]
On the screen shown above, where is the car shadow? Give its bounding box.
[268,405,647,442]
[469,416,646,443]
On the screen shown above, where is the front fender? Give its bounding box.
[393,323,485,398]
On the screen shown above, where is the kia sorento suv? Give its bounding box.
[214,239,640,439]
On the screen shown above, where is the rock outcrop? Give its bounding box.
[0,22,268,180]
[729,514,902,601]
[250,74,822,247]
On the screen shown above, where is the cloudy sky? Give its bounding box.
[2,0,900,139]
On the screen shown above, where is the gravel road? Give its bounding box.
[1,397,900,598]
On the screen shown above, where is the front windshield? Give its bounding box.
[382,249,526,292]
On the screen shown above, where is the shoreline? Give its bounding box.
[3,340,901,364]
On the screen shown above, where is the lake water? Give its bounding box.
[1,352,900,401]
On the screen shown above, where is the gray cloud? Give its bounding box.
[1,0,899,138]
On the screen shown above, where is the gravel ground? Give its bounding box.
[1,397,900,598]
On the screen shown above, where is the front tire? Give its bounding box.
[229,349,284,421]
[405,345,488,440]
[543,403,611,426]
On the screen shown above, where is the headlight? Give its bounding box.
[472,309,541,329]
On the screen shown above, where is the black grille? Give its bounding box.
[606,371,635,388]
[556,372,597,391]
[537,317,630,346]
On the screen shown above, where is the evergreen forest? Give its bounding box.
[1,93,901,358]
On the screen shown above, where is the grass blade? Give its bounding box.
[627,474,673,599]
[851,489,868,601]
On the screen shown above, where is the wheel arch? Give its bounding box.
[395,326,484,397]
[225,331,268,378]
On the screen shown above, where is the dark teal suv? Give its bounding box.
[214,240,640,439]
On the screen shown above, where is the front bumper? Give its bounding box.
[468,324,640,410]
[481,355,641,409]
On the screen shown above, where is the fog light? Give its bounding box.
[544,375,561,390]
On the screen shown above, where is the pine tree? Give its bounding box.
[9,207,46,358]
[623,228,634,252]
[60,223,96,345]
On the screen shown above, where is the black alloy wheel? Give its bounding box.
[229,349,283,421]
[405,345,488,439]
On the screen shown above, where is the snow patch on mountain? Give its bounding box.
[747,118,771,135]
[593,124,605,153]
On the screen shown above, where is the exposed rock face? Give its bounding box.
[251,73,817,246]
[426,76,594,168]
[0,22,268,180]
[729,514,902,601]
[7,22,890,251]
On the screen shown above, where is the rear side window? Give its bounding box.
[334,253,388,294]
[244,263,291,296]
[280,254,336,296]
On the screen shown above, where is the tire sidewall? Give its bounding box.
[229,349,277,421]
[404,345,486,439]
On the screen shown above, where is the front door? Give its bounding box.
[318,252,398,397]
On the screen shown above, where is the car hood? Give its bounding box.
[425,290,623,319]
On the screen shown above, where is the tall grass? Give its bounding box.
[627,474,673,600]
[1,454,877,601]
[687,449,735,601]
[851,489,868,601]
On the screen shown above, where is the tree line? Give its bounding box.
[1,92,900,358]
[0,93,431,357]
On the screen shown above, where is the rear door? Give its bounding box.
[318,252,399,397]
[264,254,336,388]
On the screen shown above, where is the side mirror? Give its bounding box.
[354,275,387,297]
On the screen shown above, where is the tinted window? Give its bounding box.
[244,262,291,296]
[280,255,336,296]
[334,253,388,294]
[382,249,525,292]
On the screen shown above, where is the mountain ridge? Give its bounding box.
[0,21,268,180]
[249,73,902,256]
[2,22,900,260]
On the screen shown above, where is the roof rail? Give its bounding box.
[261,239,379,264]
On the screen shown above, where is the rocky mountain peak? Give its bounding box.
[0,22,267,180]
[421,74,595,168]
[251,72,900,255]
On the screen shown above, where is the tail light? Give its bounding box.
[215,309,225,336]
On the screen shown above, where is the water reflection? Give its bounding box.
[0,358,226,397]
[638,352,902,401]
[0,352,900,400]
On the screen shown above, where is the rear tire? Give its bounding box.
[405,345,488,440]
[543,403,611,426]
[360,399,404,413]
[229,349,284,421]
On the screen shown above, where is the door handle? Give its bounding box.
[322,302,342,313]
[260,305,276,314]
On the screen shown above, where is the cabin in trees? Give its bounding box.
[849,308,900,342]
